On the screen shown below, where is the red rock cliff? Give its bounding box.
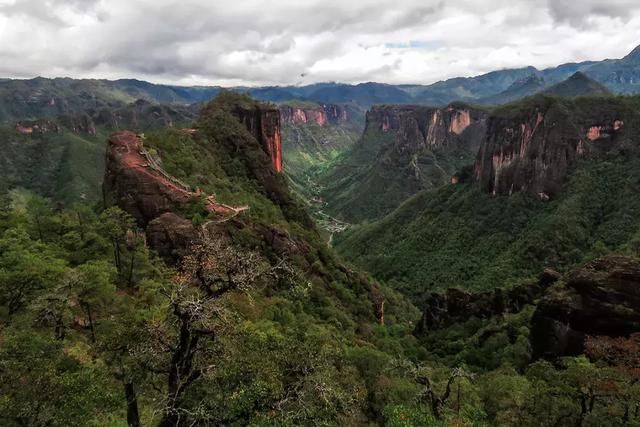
[103,131,193,226]
[231,106,283,173]
[473,98,630,200]
[365,104,486,148]
[279,104,349,127]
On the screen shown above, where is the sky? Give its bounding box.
[0,0,639,87]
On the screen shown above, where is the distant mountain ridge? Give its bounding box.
[2,43,640,121]
[542,72,611,97]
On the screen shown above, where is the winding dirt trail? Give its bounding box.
[112,131,249,216]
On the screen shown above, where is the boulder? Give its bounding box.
[531,256,640,359]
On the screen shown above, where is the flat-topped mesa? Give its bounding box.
[229,106,283,173]
[279,103,349,126]
[473,98,632,200]
[103,131,244,227]
[365,104,486,147]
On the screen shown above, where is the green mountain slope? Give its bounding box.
[480,74,547,105]
[336,158,640,302]
[0,77,219,122]
[2,92,639,427]
[335,95,640,303]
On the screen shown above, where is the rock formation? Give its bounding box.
[365,104,486,148]
[104,131,193,227]
[229,105,283,173]
[473,97,633,199]
[531,256,640,359]
[145,212,198,263]
[414,269,560,334]
[279,104,349,126]
[103,131,245,228]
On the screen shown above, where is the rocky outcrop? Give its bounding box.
[473,97,633,199]
[365,104,486,148]
[365,105,412,133]
[279,104,349,126]
[280,106,327,126]
[414,269,560,334]
[323,104,349,123]
[146,212,197,263]
[103,131,244,227]
[103,130,255,262]
[586,120,624,141]
[448,109,472,135]
[531,256,640,359]
[230,105,283,173]
[103,131,195,226]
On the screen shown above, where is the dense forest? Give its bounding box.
[0,91,638,426]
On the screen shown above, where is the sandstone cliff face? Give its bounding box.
[531,256,640,359]
[473,98,632,199]
[279,104,349,127]
[365,105,486,148]
[230,106,283,173]
[320,103,488,223]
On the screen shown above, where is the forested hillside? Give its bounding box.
[3,93,638,426]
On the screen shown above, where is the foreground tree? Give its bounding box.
[398,360,474,420]
[135,231,281,426]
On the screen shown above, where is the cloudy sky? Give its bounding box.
[0,0,639,86]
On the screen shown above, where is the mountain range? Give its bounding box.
[2,44,640,124]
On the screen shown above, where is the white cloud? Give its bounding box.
[0,0,638,86]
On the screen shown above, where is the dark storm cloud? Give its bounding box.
[0,0,638,85]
